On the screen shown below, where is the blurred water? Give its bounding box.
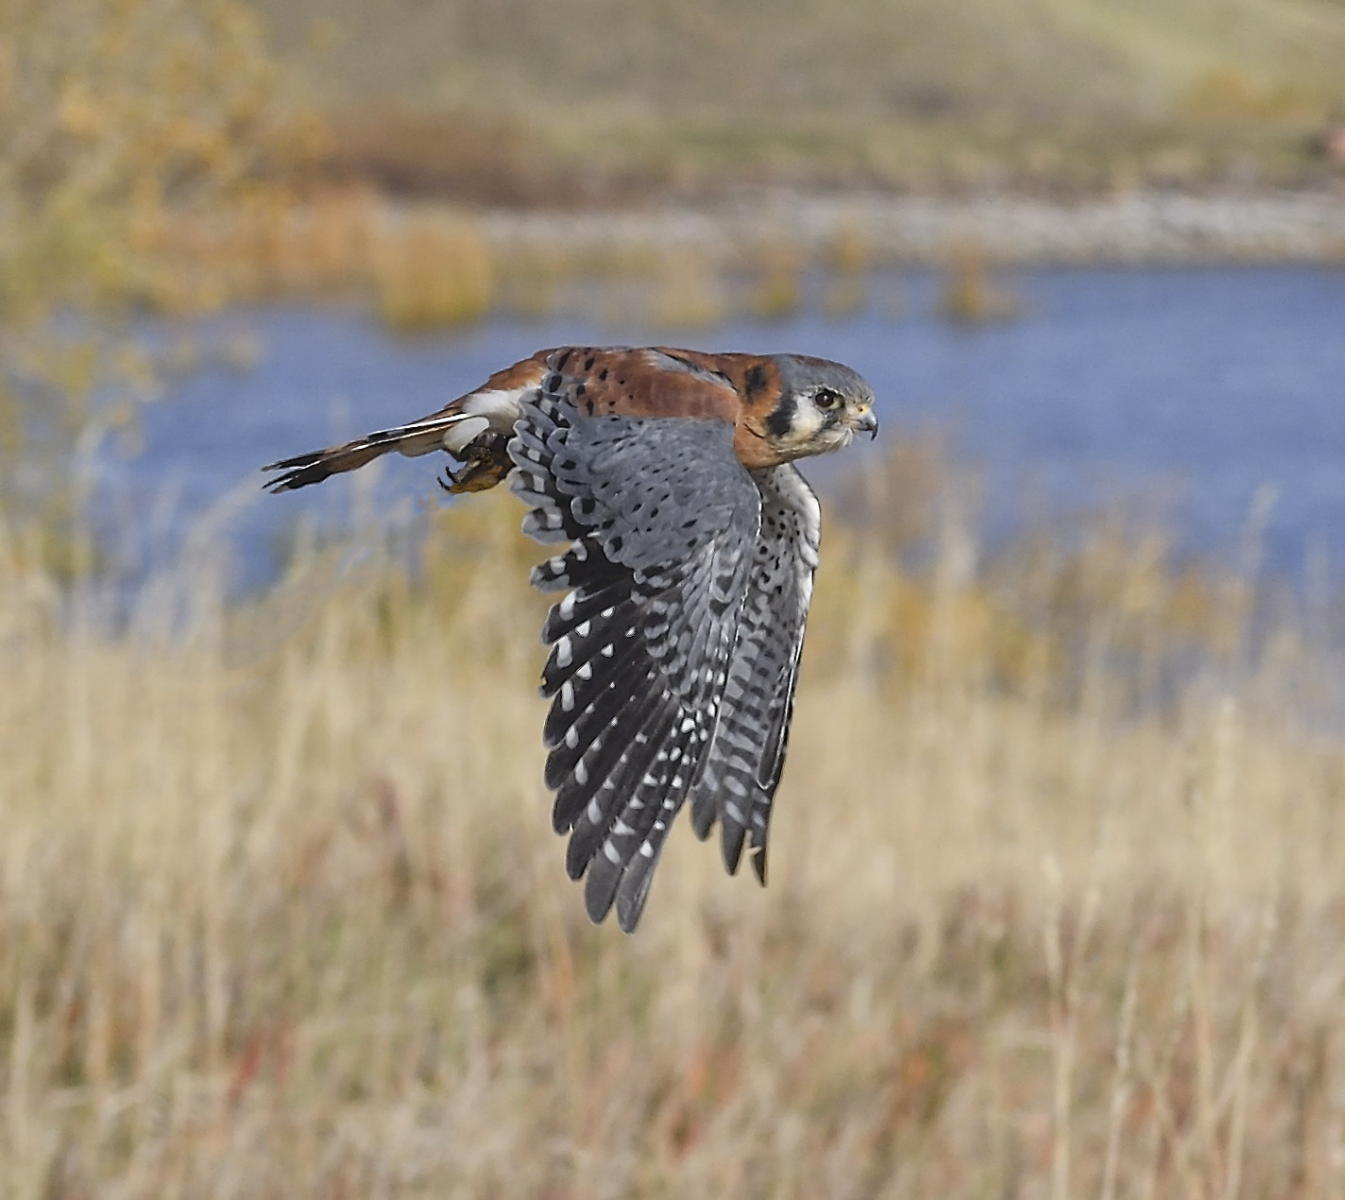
[91,265,1345,595]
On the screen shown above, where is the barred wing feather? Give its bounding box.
[688,464,820,885]
[508,377,761,931]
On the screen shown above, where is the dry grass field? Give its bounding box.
[4,461,1344,1198]
[4,2,1345,1196]
[257,0,1345,194]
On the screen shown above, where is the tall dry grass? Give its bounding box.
[3,456,1344,1197]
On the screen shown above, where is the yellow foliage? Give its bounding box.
[56,82,105,138]
[939,238,1022,324]
[0,0,285,571]
[822,275,868,317]
[747,240,803,321]
[1181,66,1328,125]
[649,251,725,330]
[1,0,279,324]
[827,218,873,276]
[372,213,497,331]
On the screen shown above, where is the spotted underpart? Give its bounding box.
[509,376,761,931]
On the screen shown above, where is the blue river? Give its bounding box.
[87,265,1345,596]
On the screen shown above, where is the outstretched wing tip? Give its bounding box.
[685,462,820,900]
[513,365,762,931]
[751,845,768,887]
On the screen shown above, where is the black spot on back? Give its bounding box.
[745,364,768,396]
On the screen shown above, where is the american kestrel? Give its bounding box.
[264,346,877,931]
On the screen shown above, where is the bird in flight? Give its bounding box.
[264,346,877,931]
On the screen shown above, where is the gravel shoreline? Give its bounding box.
[481,189,1345,266]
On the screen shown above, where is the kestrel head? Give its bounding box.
[762,354,878,459]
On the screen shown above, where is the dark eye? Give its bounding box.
[814,388,842,411]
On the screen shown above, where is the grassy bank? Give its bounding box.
[139,189,893,329]
[256,0,1345,196]
[3,462,1343,1196]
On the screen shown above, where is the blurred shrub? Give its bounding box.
[0,0,286,571]
[372,212,497,332]
[938,239,1021,324]
[4,436,1341,1194]
[649,251,724,330]
[746,240,803,321]
[0,0,281,324]
[312,105,598,208]
[1180,67,1328,125]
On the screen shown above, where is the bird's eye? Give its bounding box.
[814,388,842,411]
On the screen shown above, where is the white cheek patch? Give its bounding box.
[786,401,825,445]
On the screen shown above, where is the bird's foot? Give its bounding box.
[438,431,512,494]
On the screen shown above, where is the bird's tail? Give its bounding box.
[262,409,485,493]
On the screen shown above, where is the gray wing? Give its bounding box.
[508,379,761,932]
[688,463,821,884]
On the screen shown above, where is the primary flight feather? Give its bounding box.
[265,345,877,931]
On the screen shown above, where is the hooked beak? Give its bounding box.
[852,408,879,440]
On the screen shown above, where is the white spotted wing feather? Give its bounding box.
[688,464,821,884]
[509,379,761,931]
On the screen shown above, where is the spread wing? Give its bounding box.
[688,463,821,885]
[508,370,761,932]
